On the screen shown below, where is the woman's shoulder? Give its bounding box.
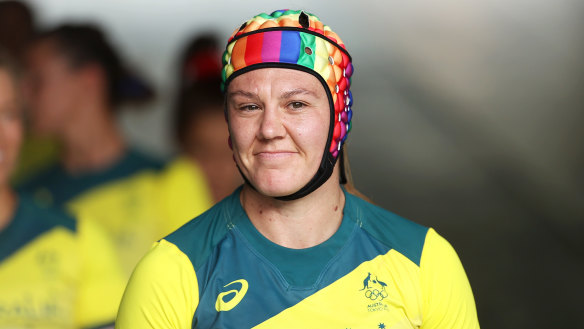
[162,188,242,269]
[1,194,77,264]
[345,192,430,266]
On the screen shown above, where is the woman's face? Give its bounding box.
[25,40,81,135]
[226,68,330,197]
[0,69,22,186]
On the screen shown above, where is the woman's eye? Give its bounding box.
[289,102,305,109]
[240,104,259,111]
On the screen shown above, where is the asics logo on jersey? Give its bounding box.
[215,279,249,312]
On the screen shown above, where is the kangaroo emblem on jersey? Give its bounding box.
[215,279,249,312]
[360,272,390,312]
[360,272,372,290]
[360,272,389,301]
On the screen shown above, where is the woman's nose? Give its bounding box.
[257,105,286,140]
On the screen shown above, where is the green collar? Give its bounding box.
[231,187,356,288]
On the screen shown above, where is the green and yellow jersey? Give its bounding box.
[18,148,164,208]
[116,187,479,329]
[0,195,125,329]
[68,157,213,276]
[18,149,212,279]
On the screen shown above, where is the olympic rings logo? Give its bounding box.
[364,288,388,301]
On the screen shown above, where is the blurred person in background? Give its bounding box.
[173,33,241,202]
[18,24,213,277]
[0,47,124,329]
[117,10,479,328]
[20,23,161,207]
[0,0,60,184]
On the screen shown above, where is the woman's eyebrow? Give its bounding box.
[227,90,257,100]
[280,88,316,99]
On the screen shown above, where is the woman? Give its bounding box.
[0,49,124,329]
[117,10,480,328]
[20,24,161,207]
[19,24,212,277]
[173,34,242,202]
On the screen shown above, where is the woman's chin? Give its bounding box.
[249,177,306,198]
[252,184,296,198]
[240,166,314,198]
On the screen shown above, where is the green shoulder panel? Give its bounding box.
[164,189,237,270]
[344,192,429,266]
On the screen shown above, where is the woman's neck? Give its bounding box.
[0,186,17,232]
[240,171,345,249]
[60,106,126,174]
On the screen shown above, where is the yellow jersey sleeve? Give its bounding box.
[76,215,126,328]
[116,239,199,329]
[419,229,479,329]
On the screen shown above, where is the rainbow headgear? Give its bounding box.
[221,9,354,200]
